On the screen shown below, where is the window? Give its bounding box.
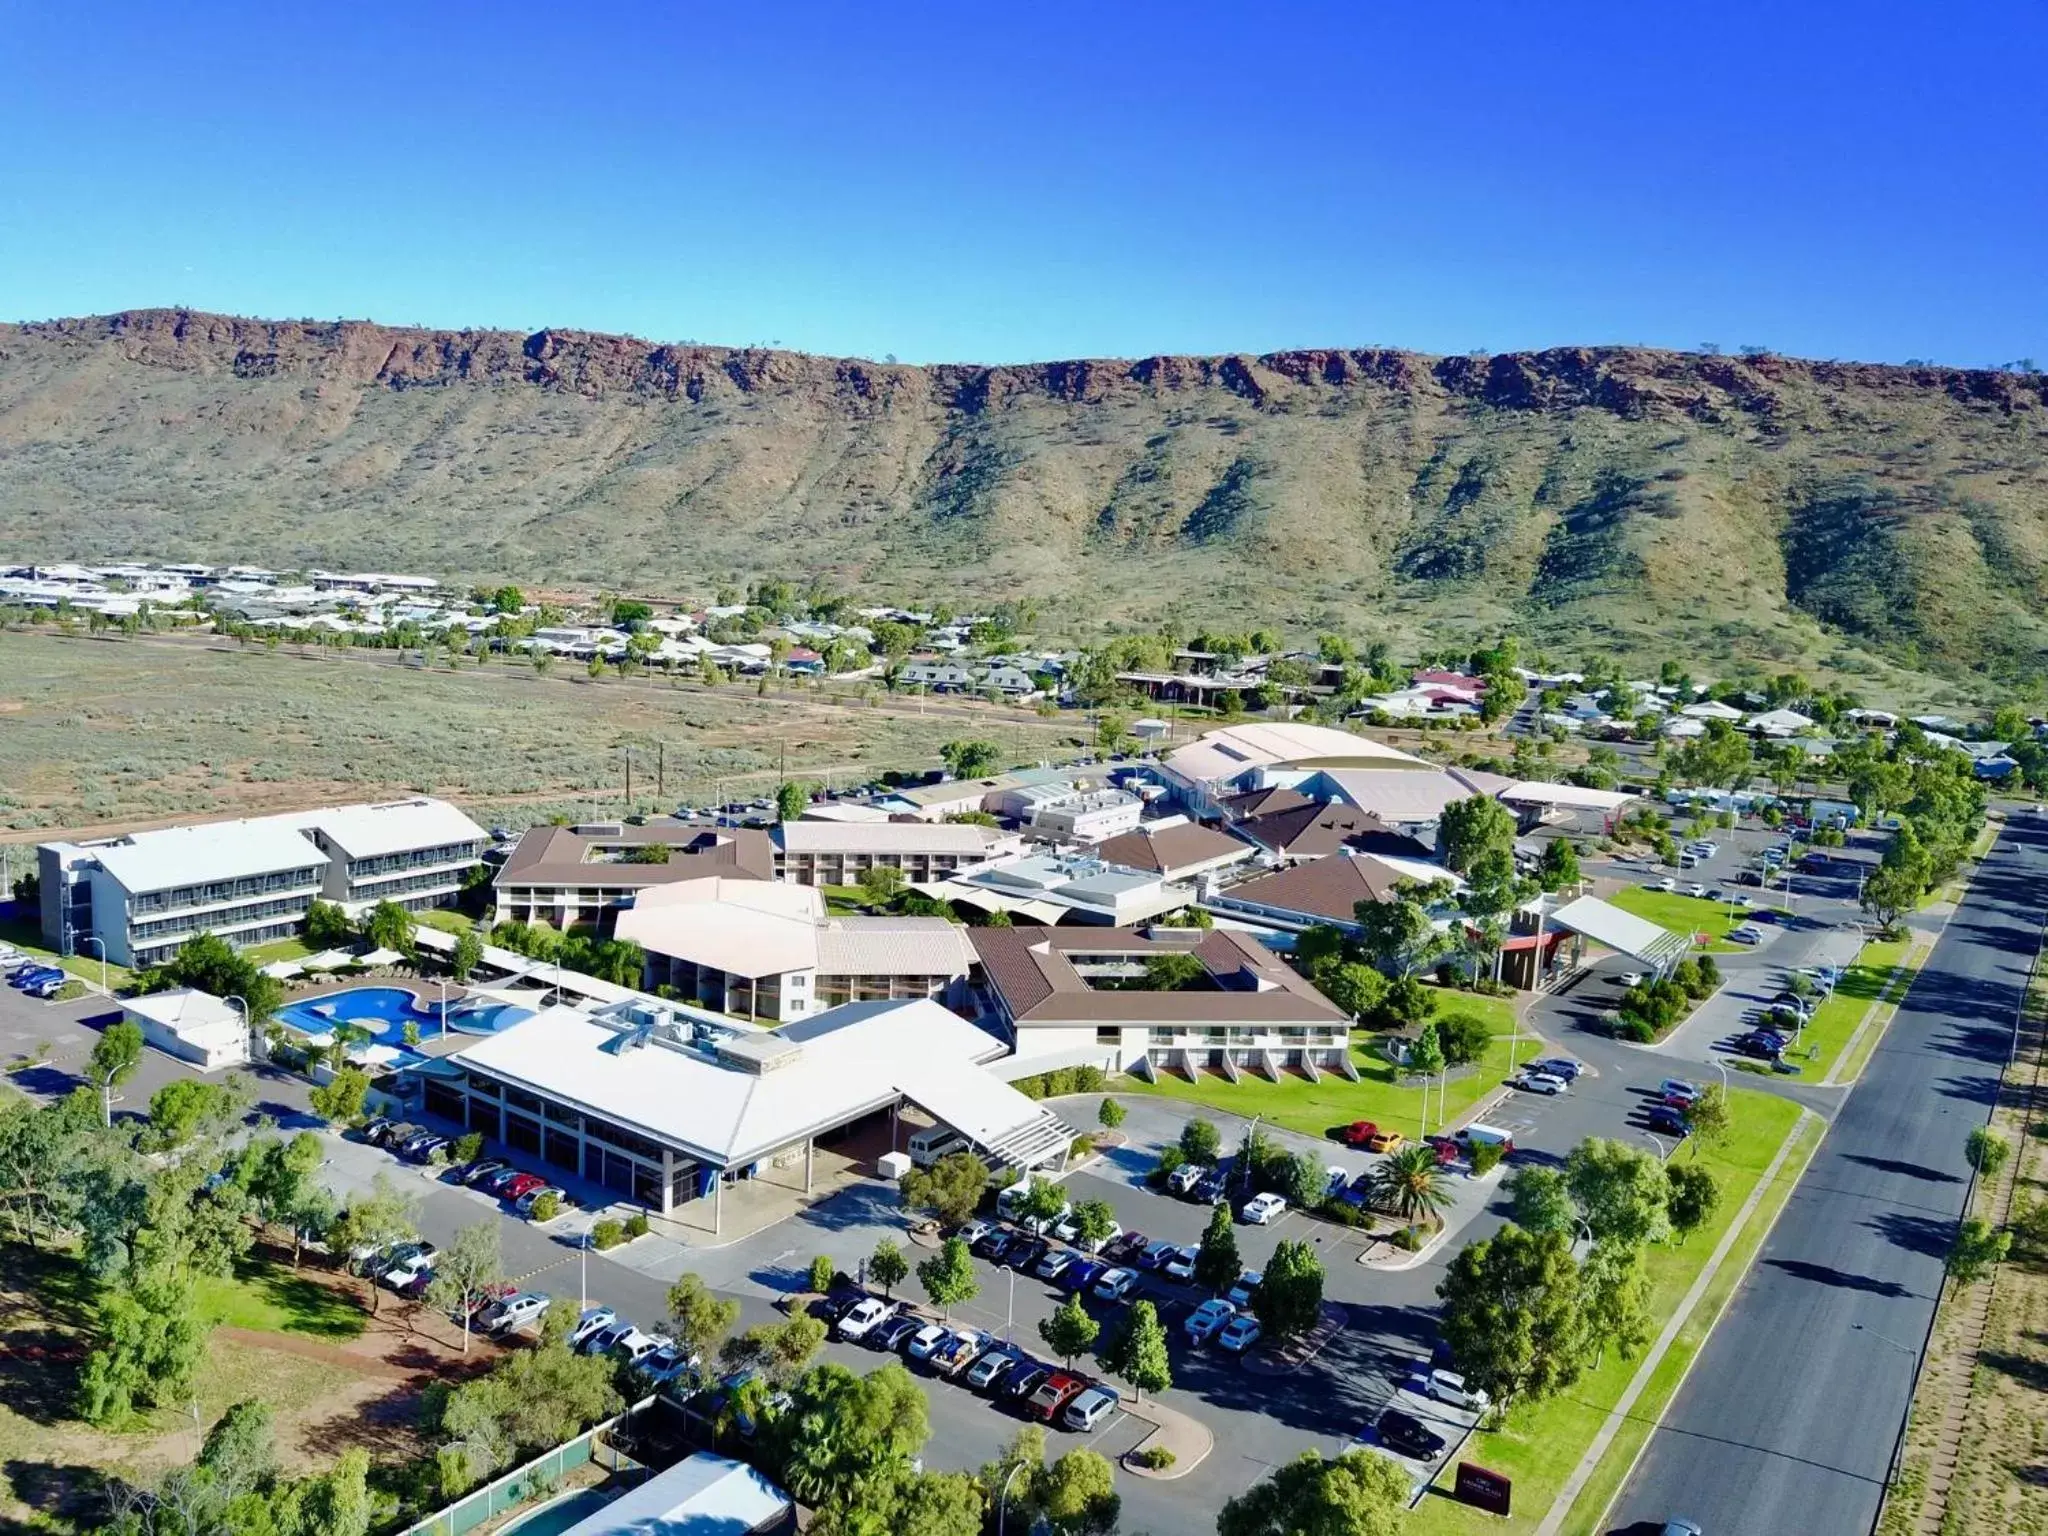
[1098,1027,1123,1045]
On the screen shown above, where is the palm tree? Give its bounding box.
[1373,1144,1452,1224]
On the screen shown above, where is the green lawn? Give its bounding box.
[194,1255,366,1341]
[821,884,874,916]
[1605,886,1746,953]
[1557,1108,1822,1535]
[244,935,315,964]
[1792,937,1909,1079]
[1120,991,1530,1142]
[0,915,137,991]
[1406,1091,1808,1535]
[415,908,478,936]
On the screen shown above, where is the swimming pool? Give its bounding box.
[499,1486,617,1535]
[275,986,535,1066]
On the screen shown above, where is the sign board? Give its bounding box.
[1454,1461,1511,1517]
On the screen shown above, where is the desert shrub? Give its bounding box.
[590,1219,626,1250]
[623,1213,649,1239]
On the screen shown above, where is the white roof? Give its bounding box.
[1163,722,1425,785]
[815,917,977,977]
[452,997,1047,1168]
[795,801,897,823]
[619,898,820,979]
[1680,700,1746,721]
[1496,780,1637,812]
[1547,895,1693,967]
[560,1453,787,1536]
[1317,765,1514,825]
[774,821,1017,856]
[89,819,328,895]
[287,797,485,859]
[124,988,242,1040]
[1748,708,1816,734]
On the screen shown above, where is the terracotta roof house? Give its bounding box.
[1206,852,1458,932]
[971,924,1350,1076]
[1227,800,1433,866]
[1219,785,1317,820]
[492,820,774,928]
[1093,819,1256,882]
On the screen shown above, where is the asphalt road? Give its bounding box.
[1610,814,2048,1536]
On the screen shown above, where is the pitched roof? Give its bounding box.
[773,821,1016,855]
[289,797,485,859]
[968,925,1343,1026]
[1219,785,1316,820]
[1162,722,1426,784]
[1215,852,1420,922]
[496,823,775,886]
[1093,821,1254,877]
[1230,800,1431,862]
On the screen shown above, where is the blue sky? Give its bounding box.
[2,1,2043,365]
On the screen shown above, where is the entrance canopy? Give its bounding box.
[1546,895,1692,972]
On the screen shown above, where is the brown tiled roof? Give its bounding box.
[968,924,1343,1026]
[1218,853,1410,922]
[1232,800,1430,862]
[1093,821,1253,877]
[1219,785,1315,820]
[496,822,774,887]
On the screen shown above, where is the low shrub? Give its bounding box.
[808,1255,836,1294]
[1319,1197,1369,1227]
[590,1218,626,1250]
[1069,1133,1096,1162]
[1469,1140,1506,1176]
[1392,1225,1423,1252]
[1130,1445,1177,1470]
[623,1212,649,1239]
[529,1191,561,1223]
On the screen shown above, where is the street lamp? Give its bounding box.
[76,935,107,994]
[997,1460,1030,1536]
[223,994,251,1061]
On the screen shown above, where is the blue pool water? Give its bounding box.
[275,987,534,1067]
[500,1487,616,1535]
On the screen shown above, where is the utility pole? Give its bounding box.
[657,742,665,803]
[624,749,633,814]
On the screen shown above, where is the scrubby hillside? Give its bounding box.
[1,310,2045,692]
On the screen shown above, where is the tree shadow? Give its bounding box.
[0,1461,112,1525]
[1840,1154,1962,1184]
[1978,1349,2048,1395]
[1761,1259,1915,1298]
[1864,1209,1957,1259]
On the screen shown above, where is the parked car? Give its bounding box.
[1325,1165,1352,1198]
[837,1298,899,1341]
[1006,1236,1051,1273]
[579,1320,637,1357]
[956,1219,994,1248]
[1427,1368,1491,1411]
[1054,1213,1121,1254]
[1217,1314,1263,1353]
[1064,1259,1109,1293]
[380,1251,437,1290]
[1166,1163,1205,1196]
[480,1166,527,1194]
[1226,1269,1264,1308]
[500,1172,548,1202]
[1241,1192,1287,1224]
[1338,1120,1382,1148]
[515,1185,566,1216]
[1163,1244,1199,1281]
[458,1159,508,1185]
[636,1342,697,1387]
[1378,1407,1447,1461]
[568,1305,618,1349]
[1093,1267,1138,1302]
[1101,1232,1149,1264]
[610,1329,672,1366]
[1366,1129,1405,1155]
[965,1351,1018,1391]
[1192,1165,1233,1204]
[1729,924,1764,944]
[1137,1240,1179,1272]
[1027,1373,1087,1423]
[1658,1078,1701,1104]
[873,1317,922,1353]
[905,1324,951,1364]
[1063,1386,1121,1431]
[1619,970,1646,988]
[481,1292,552,1334]
[971,1227,1015,1263]
[1515,1071,1568,1096]
[1003,1363,1052,1404]
[1646,1105,1692,1137]
[1653,878,1676,894]
[1185,1299,1236,1344]
[932,1331,990,1377]
[1734,1033,1782,1060]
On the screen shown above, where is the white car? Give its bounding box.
[1516,1072,1568,1097]
[1217,1314,1264,1353]
[956,1219,993,1248]
[1686,883,1708,898]
[1730,925,1763,944]
[1093,1268,1138,1301]
[1162,1244,1199,1281]
[1618,970,1645,989]
[837,1298,899,1341]
[1226,1269,1264,1308]
[905,1324,951,1363]
[481,1291,551,1333]
[1427,1368,1491,1411]
[1185,1299,1236,1343]
[380,1252,435,1290]
[567,1305,618,1349]
[1655,878,1677,893]
[608,1327,670,1365]
[1241,1192,1288,1225]
[1325,1165,1351,1197]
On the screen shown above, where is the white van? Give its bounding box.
[1456,1123,1516,1156]
[907,1126,969,1169]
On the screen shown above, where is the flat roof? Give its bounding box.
[287,797,485,859]
[1548,894,1693,967]
[451,996,1046,1168]
[772,821,1017,856]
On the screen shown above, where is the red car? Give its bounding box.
[1424,1135,1461,1166]
[1339,1120,1381,1148]
[500,1172,548,1202]
[1027,1372,1087,1424]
